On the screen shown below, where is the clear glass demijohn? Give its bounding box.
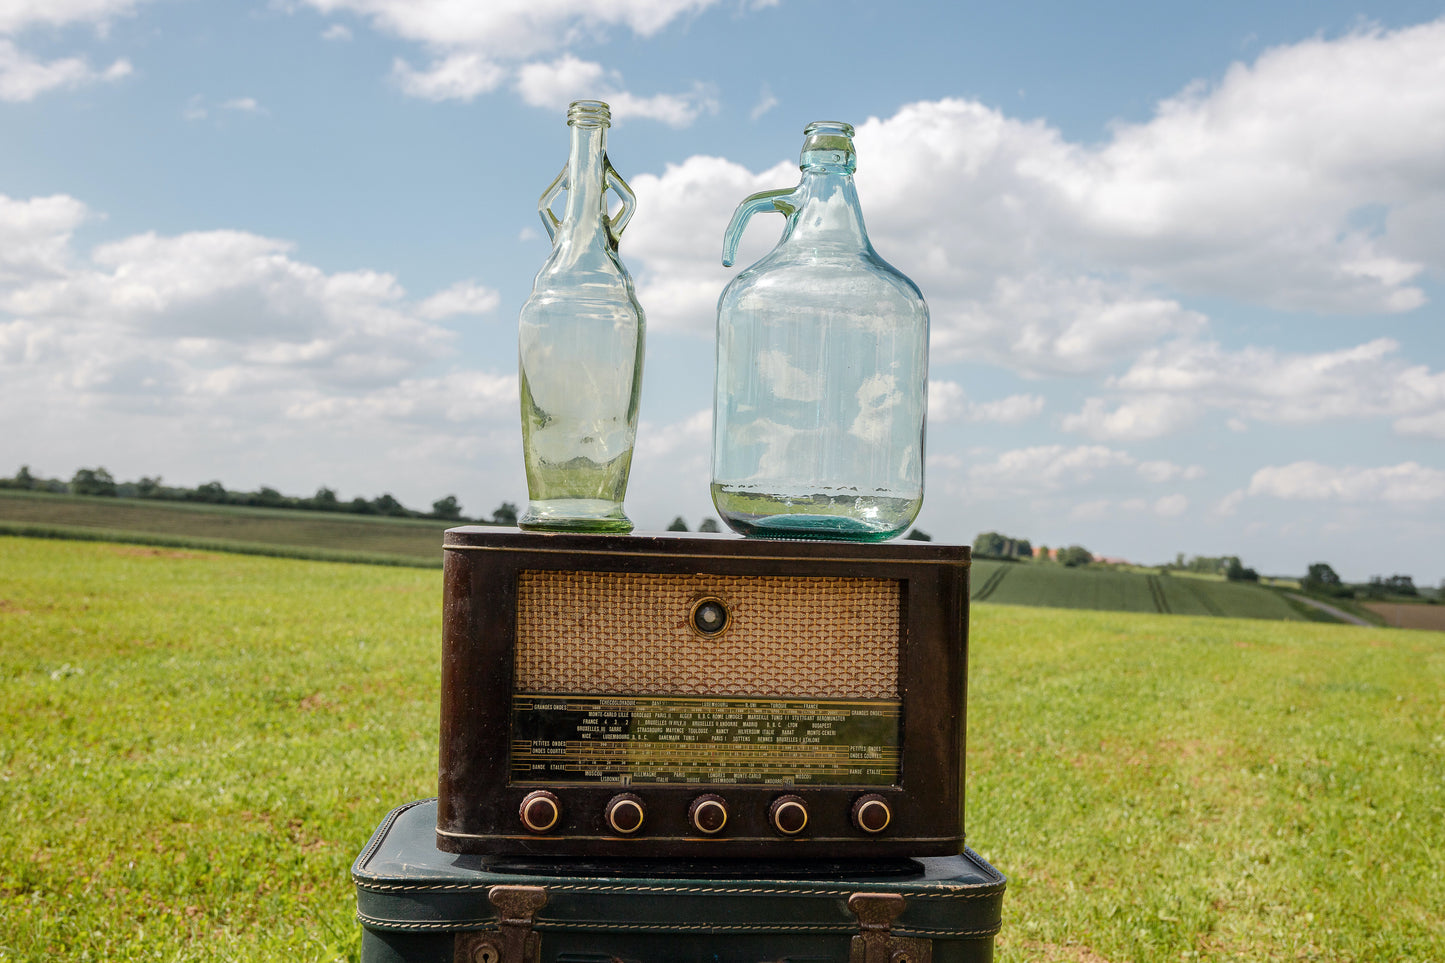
[517,100,646,533]
[711,121,929,541]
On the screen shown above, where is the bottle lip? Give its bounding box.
[804,120,855,137]
[800,120,857,172]
[568,100,612,128]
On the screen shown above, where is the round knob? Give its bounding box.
[519,790,561,833]
[605,794,646,835]
[769,795,809,836]
[851,794,892,834]
[689,597,730,637]
[689,794,729,835]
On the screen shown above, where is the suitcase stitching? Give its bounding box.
[354,881,999,899]
[356,916,1001,937]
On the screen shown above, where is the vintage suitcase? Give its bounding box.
[355,799,1007,963]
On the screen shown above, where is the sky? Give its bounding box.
[1,0,1442,584]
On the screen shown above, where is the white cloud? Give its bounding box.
[0,0,147,101]
[0,38,130,102]
[1061,395,1199,440]
[513,55,716,126]
[321,23,352,41]
[1137,460,1205,484]
[221,97,265,114]
[392,53,505,101]
[0,190,528,508]
[417,281,501,320]
[305,0,726,120]
[929,381,1043,424]
[0,0,148,34]
[1153,494,1189,517]
[1113,337,1445,434]
[750,84,778,121]
[0,193,89,282]
[1247,461,1445,503]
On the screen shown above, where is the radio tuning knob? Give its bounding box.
[689,794,728,835]
[852,793,892,834]
[605,794,646,835]
[519,790,561,834]
[769,795,809,836]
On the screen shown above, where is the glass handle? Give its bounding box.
[536,165,567,241]
[721,188,798,267]
[605,162,637,243]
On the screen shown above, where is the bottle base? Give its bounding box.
[711,486,919,542]
[518,498,634,534]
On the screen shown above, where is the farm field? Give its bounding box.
[0,489,451,565]
[972,558,1305,621]
[1361,601,1445,631]
[2,536,1442,961]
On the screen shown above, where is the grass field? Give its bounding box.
[0,490,449,566]
[2,536,1442,961]
[972,559,1305,621]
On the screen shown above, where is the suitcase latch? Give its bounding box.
[847,892,933,963]
[456,885,549,963]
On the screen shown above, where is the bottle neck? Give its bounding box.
[561,123,608,243]
[782,166,871,253]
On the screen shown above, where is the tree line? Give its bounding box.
[1,465,518,526]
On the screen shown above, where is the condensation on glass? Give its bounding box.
[518,100,646,533]
[712,121,929,541]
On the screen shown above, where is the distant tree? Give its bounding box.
[432,495,463,521]
[1057,545,1093,567]
[15,465,34,490]
[348,496,377,514]
[698,518,721,533]
[1384,574,1418,597]
[491,502,519,526]
[312,486,339,510]
[1036,544,1049,561]
[70,467,118,497]
[192,481,227,503]
[256,486,286,508]
[1302,562,1348,598]
[905,528,932,541]
[1015,537,1032,557]
[667,516,689,531]
[1225,557,1259,582]
[136,476,162,497]
[973,532,1007,557]
[371,493,408,517]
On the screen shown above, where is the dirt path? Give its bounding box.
[1286,593,1372,626]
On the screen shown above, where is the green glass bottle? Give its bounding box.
[518,101,645,533]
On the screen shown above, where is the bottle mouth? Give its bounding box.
[801,120,856,171]
[568,100,612,128]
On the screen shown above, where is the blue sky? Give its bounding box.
[1,0,1442,584]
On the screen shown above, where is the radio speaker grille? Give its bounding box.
[515,570,900,699]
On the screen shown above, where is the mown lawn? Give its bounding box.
[1,537,1441,961]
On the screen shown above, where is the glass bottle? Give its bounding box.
[518,100,646,533]
[712,121,928,541]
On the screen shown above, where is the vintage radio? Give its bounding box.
[436,528,970,859]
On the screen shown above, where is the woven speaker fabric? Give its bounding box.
[515,571,901,699]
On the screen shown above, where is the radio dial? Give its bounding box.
[605,794,646,835]
[519,791,561,834]
[852,794,892,834]
[769,795,809,836]
[689,794,728,835]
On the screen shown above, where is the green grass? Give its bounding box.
[0,537,438,961]
[3,537,1442,962]
[0,490,452,566]
[973,560,1305,621]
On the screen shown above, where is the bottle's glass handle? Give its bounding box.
[721,188,799,267]
[605,161,637,243]
[537,165,567,241]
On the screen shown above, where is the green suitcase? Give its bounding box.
[354,800,1007,963]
